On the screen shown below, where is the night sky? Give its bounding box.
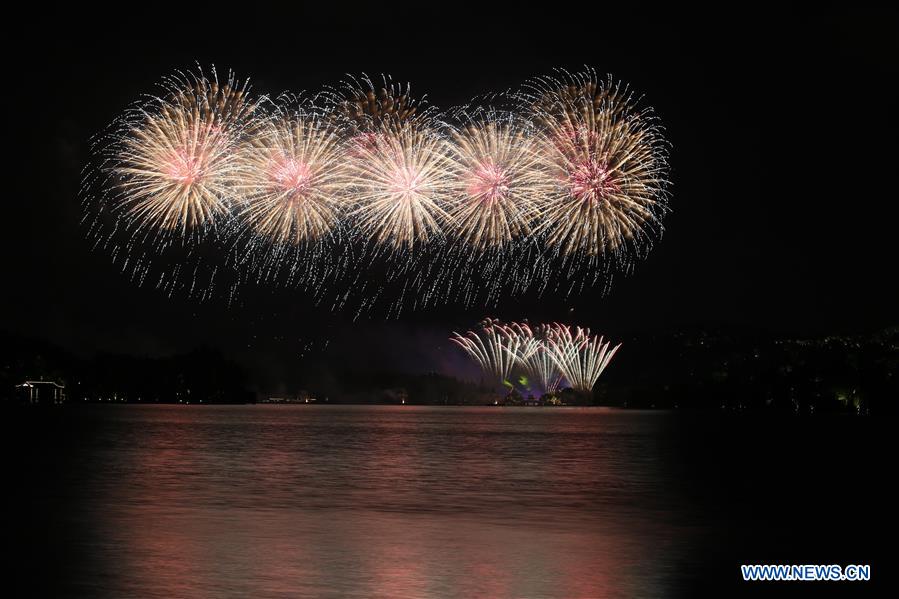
[4,5,897,388]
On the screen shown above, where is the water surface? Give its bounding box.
[7,405,882,597]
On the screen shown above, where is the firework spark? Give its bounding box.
[506,322,563,394]
[109,69,256,237]
[326,74,430,133]
[446,113,550,251]
[525,69,670,259]
[233,110,348,245]
[545,323,621,392]
[452,319,620,394]
[346,122,456,248]
[83,66,671,313]
[450,318,522,386]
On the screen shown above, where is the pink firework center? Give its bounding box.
[466,162,510,204]
[164,147,209,187]
[553,125,622,205]
[568,159,620,204]
[268,156,316,201]
[349,132,384,156]
[388,165,423,197]
[130,140,231,231]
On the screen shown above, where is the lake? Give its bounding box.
[6,405,883,597]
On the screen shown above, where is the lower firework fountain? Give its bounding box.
[451,319,621,405]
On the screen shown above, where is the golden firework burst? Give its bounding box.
[545,323,621,392]
[326,74,427,134]
[527,71,669,257]
[448,115,551,250]
[112,71,255,236]
[233,113,349,245]
[345,122,456,248]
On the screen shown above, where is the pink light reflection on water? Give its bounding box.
[75,405,686,598]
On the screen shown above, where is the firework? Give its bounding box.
[233,108,349,245]
[108,69,256,237]
[450,318,522,386]
[545,323,621,392]
[345,121,456,248]
[506,322,563,394]
[525,69,669,259]
[83,66,672,313]
[446,112,551,251]
[326,74,430,133]
[452,319,620,394]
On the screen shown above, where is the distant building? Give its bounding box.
[258,390,316,404]
[15,380,66,405]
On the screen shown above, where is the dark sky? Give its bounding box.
[3,5,897,387]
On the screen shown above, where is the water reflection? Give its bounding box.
[64,406,692,597]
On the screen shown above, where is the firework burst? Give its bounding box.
[233,107,349,245]
[506,322,564,394]
[446,112,550,251]
[452,319,620,394]
[450,318,522,386]
[325,73,430,133]
[525,69,670,259]
[107,69,256,238]
[83,66,672,312]
[545,323,621,392]
[345,122,456,248]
